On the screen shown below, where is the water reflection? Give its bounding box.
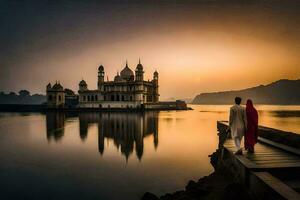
[2,105,300,200]
[46,111,159,160]
[267,110,300,118]
[46,112,65,141]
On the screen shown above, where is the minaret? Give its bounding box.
[153,70,159,102]
[135,58,144,82]
[153,70,158,84]
[98,65,105,90]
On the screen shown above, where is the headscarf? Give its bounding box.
[246,99,258,129]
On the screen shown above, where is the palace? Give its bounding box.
[78,60,159,108]
[46,60,187,110]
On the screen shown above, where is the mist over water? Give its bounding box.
[0,105,299,199]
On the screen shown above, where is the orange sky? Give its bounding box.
[1,2,300,99]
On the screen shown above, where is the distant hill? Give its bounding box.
[192,79,300,105]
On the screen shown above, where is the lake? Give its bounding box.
[0,105,299,199]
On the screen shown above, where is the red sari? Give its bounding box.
[245,100,258,152]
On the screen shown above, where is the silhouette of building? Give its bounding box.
[44,61,188,110]
[46,82,65,107]
[46,82,78,108]
[78,60,159,108]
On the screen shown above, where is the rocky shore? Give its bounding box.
[141,150,253,200]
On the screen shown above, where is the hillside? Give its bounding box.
[192,79,300,105]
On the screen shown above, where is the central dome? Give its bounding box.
[120,62,134,81]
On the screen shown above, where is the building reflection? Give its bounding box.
[79,112,159,160]
[45,111,159,160]
[46,112,65,141]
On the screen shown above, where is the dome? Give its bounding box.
[98,65,104,71]
[114,72,123,82]
[52,82,63,91]
[154,70,158,76]
[46,83,52,89]
[136,63,143,71]
[79,80,87,86]
[136,59,143,71]
[120,61,134,81]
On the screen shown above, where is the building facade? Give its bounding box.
[46,82,79,108]
[46,82,65,107]
[78,60,159,108]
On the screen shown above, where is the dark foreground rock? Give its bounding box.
[141,150,253,200]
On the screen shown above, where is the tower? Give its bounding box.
[98,65,105,90]
[153,70,158,84]
[135,58,144,82]
[153,71,159,102]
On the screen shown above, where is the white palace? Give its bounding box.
[77,60,159,109]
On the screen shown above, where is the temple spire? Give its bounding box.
[126,59,128,67]
[139,58,141,64]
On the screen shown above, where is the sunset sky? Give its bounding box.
[1,0,300,99]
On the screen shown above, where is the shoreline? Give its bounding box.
[143,121,300,200]
[141,150,253,200]
[0,104,192,113]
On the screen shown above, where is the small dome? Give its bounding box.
[98,65,104,71]
[154,70,158,76]
[52,82,63,90]
[136,64,143,71]
[46,83,52,89]
[136,59,143,71]
[114,72,123,82]
[120,61,134,81]
[79,80,87,86]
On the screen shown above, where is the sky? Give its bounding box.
[1,0,300,100]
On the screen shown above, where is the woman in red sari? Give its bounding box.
[245,99,258,153]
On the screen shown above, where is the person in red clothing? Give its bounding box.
[245,99,259,153]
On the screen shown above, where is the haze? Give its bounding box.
[1,1,300,99]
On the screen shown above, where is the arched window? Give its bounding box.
[130,96,133,101]
[104,95,106,101]
[116,95,120,101]
[91,95,94,101]
[58,95,61,101]
[87,95,90,101]
[95,95,98,101]
[83,96,86,101]
[111,95,114,101]
[48,95,52,101]
[121,95,125,101]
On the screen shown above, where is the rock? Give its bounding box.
[141,192,159,200]
[141,150,253,200]
[221,183,252,200]
[185,180,210,196]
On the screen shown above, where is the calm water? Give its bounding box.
[0,105,299,199]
